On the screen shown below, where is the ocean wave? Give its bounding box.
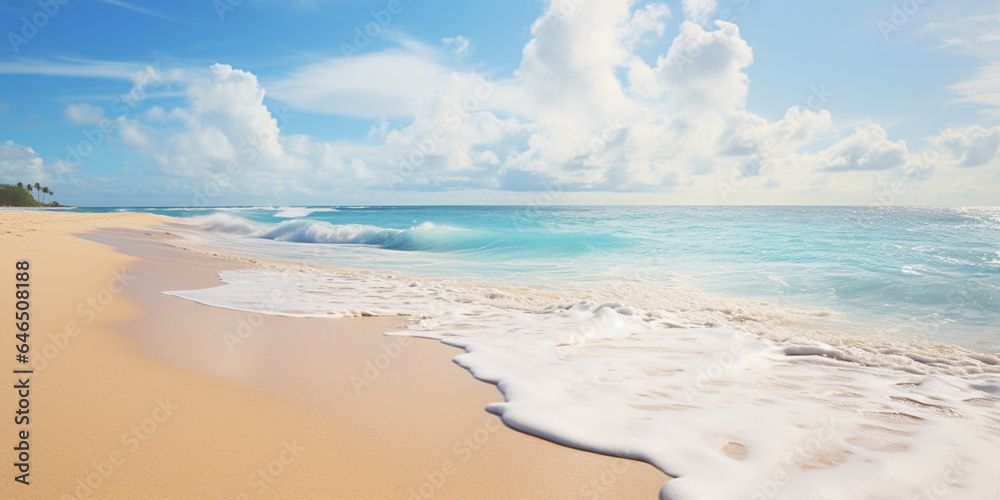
[273,207,340,218]
[191,213,610,254]
[131,207,268,212]
[192,213,501,253]
[165,266,1000,499]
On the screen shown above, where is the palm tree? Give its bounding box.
[26,184,32,201]
[16,182,23,189]
[42,187,50,204]
[34,183,40,202]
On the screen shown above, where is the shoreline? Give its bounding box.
[127,209,1000,498]
[0,211,667,498]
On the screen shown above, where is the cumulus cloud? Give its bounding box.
[720,106,835,157]
[938,126,1000,167]
[656,20,753,113]
[682,0,716,25]
[68,0,994,203]
[119,63,295,176]
[99,63,386,201]
[623,3,672,48]
[515,0,637,122]
[0,140,49,182]
[817,125,911,172]
[259,0,834,195]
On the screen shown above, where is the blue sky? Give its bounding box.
[0,0,998,206]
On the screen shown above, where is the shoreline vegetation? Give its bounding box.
[0,182,60,207]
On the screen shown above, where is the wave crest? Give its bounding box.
[192,213,499,253]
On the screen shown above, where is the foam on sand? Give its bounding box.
[166,268,1000,499]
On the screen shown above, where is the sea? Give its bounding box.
[78,205,1000,499]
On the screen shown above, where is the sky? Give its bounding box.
[0,0,998,207]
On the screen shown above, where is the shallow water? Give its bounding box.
[80,205,1000,498]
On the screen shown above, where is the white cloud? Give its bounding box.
[656,20,753,113]
[121,64,301,176]
[98,0,173,20]
[924,12,1000,118]
[0,141,48,183]
[720,106,835,157]
[442,36,473,58]
[100,63,384,200]
[117,116,156,150]
[923,12,1000,50]
[267,48,457,119]
[60,0,998,204]
[64,103,105,125]
[682,0,716,25]
[515,0,637,122]
[938,125,1000,167]
[266,0,840,195]
[816,125,911,172]
[0,58,148,79]
[623,3,672,48]
[950,63,1000,117]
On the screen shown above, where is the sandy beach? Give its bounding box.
[0,212,667,499]
[4,0,998,495]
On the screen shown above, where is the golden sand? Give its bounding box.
[0,211,666,499]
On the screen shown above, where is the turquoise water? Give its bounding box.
[83,205,1000,352]
[112,204,1000,497]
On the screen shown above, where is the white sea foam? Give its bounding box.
[193,213,402,244]
[166,267,1000,499]
[273,207,339,218]
[190,213,495,253]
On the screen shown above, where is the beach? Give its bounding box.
[4,0,999,496]
[0,211,667,499]
[2,206,999,499]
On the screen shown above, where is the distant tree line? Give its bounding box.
[0,182,59,207]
